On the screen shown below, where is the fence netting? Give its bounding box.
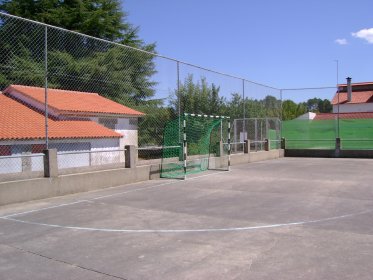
[280,87,373,150]
[232,118,281,151]
[0,11,283,181]
[160,114,229,179]
[3,11,373,181]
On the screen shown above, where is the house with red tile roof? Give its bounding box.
[314,112,373,120]
[331,82,373,114]
[4,85,144,148]
[0,85,144,173]
[297,82,373,121]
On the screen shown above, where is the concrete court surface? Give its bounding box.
[1,157,373,280]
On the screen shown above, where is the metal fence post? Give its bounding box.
[217,140,224,157]
[265,118,269,141]
[281,137,286,149]
[255,118,258,151]
[44,25,49,149]
[244,139,250,153]
[183,118,187,179]
[233,119,237,153]
[177,60,181,143]
[279,89,283,148]
[279,89,283,121]
[228,120,231,170]
[242,79,246,135]
[336,60,340,139]
[335,138,341,157]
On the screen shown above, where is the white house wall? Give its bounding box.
[0,154,44,174]
[57,138,121,169]
[333,103,373,113]
[31,156,44,171]
[0,157,22,174]
[296,112,316,120]
[90,138,123,166]
[90,117,139,146]
[117,129,138,147]
[0,138,122,174]
[117,118,138,146]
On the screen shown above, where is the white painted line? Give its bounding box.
[91,181,178,201]
[0,170,232,219]
[186,170,232,180]
[1,200,91,219]
[0,182,177,219]
[1,209,372,234]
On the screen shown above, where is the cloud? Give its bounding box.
[335,38,348,45]
[352,28,373,44]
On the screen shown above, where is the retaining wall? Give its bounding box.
[0,149,284,206]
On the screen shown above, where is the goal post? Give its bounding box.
[160,113,230,179]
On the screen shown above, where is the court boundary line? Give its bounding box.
[1,209,372,234]
[0,170,231,219]
[2,168,371,234]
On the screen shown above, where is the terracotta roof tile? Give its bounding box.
[0,94,122,140]
[5,85,144,116]
[331,91,373,105]
[314,112,373,120]
[337,82,373,87]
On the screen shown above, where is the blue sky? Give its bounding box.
[125,0,373,101]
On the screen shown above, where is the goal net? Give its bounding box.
[160,113,230,179]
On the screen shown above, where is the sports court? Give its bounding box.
[1,157,373,279]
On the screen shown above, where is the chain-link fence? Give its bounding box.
[0,12,282,180]
[232,118,281,152]
[282,85,373,150]
[281,87,337,149]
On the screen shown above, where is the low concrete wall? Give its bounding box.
[0,170,44,182]
[230,149,284,165]
[0,149,284,206]
[0,165,152,206]
[285,149,373,158]
[250,149,284,162]
[340,150,373,158]
[285,149,336,158]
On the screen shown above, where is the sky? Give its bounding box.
[124,0,373,101]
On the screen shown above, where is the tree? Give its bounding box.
[296,102,307,116]
[0,0,157,103]
[305,98,332,113]
[262,95,281,117]
[281,100,298,120]
[0,0,141,43]
[281,100,309,120]
[172,75,225,116]
[136,100,174,147]
[307,98,320,112]
[318,99,332,113]
[222,92,243,120]
[0,0,163,149]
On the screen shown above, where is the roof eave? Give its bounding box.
[59,111,145,118]
[0,136,122,141]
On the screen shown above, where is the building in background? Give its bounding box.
[295,112,317,120]
[295,81,373,120]
[331,82,373,114]
[0,85,144,173]
[4,85,144,146]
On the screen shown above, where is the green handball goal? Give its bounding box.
[160,113,230,179]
